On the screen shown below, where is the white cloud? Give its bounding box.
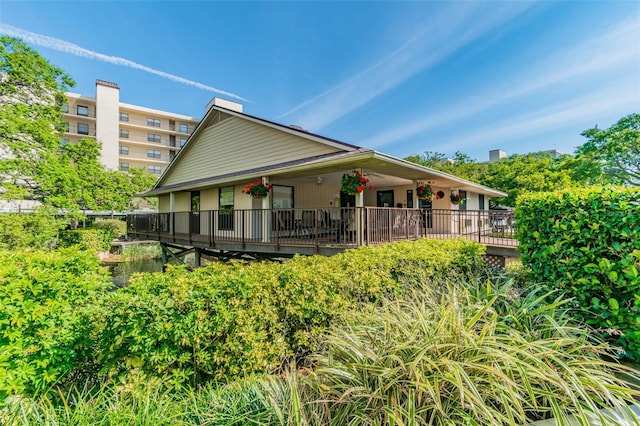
[0,24,248,101]
[276,3,535,130]
[426,80,639,153]
[363,17,640,149]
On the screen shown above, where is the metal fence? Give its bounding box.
[127,207,517,249]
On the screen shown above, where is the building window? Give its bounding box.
[147,149,161,159]
[169,150,176,161]
[169,135,176,147]
[77,105,89,116]
[62,104,69,113]
[179,138,187,147]
[147,118,161,127]
[147,133,161,143]
[479,194,485,210]
[459,190,467,210]
[119,129,129,138]
[179,123,189,133]
[119,146,129,155]
[218,186,234,230]
[77,123,89,135]
[147,165,161,174]
[59,138,69,148]
[119,162,129,171]
[62,122,69,132]
[119,112,129,122]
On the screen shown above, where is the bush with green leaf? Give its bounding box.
[516,186,640,360]
[0,208,64,250]
[92,218,127,241]
[0,248,111,399]
[93,238,484,385]
[59,228,111,252]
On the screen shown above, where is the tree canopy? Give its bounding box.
[0,36,156,215]
[575,113,640,185]
[404,114,638,207]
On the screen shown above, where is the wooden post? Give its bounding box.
[194,248,201,267]
[161,244,169,272]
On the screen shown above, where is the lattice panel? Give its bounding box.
[484,255,505,269]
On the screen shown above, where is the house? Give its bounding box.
[128,98,512,258]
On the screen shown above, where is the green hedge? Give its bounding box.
[94,238,485,386]
[0,208,65,250]
[60,228,112,252]
[516,186,640,360]
[0,249,111,398]
[92,219,127,241]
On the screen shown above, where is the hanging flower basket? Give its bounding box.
[242,180,272,198]
[450,191,466,205]
[341,171,373,195]
[416,184,435,201]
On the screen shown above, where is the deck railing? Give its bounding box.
[126,207,517,249]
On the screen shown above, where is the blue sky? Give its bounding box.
[1,1,639,161]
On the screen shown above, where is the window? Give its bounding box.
[218,186,234,230]
[147,133,161,143]
[62,104,69,113]
[147,118,161,127]
[169,135,176,147]
[147,149,161,159]
[169,150,176,161]
[459,190,467,210]
[119,162,129,171]
[179,138,187,147]
[119,146,129,155]
[119,128,129,138]
[479,194,485,210]
[179,123,189,133]
[119,112,129,122]
[77,123,89,135]
[272,185,294,209]
[59,138,69,147]
[406,190,414,209]
[77,105,89,116]
[148,165,161,174]
[62,122,69,132]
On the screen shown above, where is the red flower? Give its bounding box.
[368,185,374,190]
[355,172,362,177]
[357,185,365,192]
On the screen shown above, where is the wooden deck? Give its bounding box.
[127,207,518,257]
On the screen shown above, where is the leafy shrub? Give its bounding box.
[312,275,640,425]
[516,186,640,360]
[0,207,65,250]
[59,228,111,252]
[0,248,111,399]
[92,219,127,241]
[93,239,484,385]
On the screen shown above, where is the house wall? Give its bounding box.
[158,194,170,213]
[161,117,343,187]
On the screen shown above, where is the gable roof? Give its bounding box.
[146,104,507,198]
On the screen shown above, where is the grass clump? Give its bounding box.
[311,272,640,425]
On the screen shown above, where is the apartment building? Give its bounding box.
[61,80,200,175]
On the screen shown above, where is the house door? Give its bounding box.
[190,191,200,234]
[420,198,433,229]
[377,190,394,208]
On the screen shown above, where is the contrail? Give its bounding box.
[0,24,248,102]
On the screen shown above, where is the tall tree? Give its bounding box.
[0,36,74,200]
[575,113,640,185]
[0,37,156,215]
